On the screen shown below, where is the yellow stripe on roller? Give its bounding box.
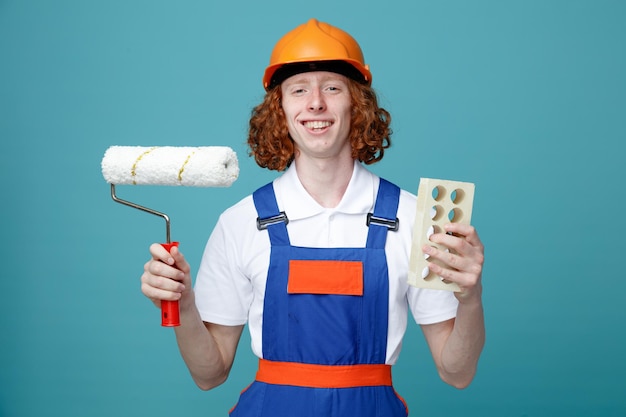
[131,147,158,185]
[178,150,196,182]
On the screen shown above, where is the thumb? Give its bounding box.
[168,245,190,273]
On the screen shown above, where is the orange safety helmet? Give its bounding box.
[263,18,372,90]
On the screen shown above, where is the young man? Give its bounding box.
[141,18,485,416]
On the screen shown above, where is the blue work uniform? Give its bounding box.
[229,178,408,417]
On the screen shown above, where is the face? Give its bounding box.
[281,71,352,162]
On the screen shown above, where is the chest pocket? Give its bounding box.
[288,260,363,296]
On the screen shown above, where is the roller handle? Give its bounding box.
[160,242,181,327]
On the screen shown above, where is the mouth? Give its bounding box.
[302,120,332,131]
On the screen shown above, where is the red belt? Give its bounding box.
[255,359,393,388]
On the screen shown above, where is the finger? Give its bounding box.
[149,243,175,265]
[423,238,484,279]
[426,260,456,282]
[144,259,186,283]
[428,232,473,258]
[423,244,472,273]
[430,229,484,266]
[168,246,191,275]
[141,279,183,302]
[141,268,185,294]
[427,259,480,289]
[444,223,483,248]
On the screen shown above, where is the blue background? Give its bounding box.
[1,1,625,416]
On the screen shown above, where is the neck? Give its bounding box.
[294,154,354,208]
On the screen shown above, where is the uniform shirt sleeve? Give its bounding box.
[194,198,256,326]
[407,286,458,325]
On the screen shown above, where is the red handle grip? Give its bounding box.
[160,242,181,327]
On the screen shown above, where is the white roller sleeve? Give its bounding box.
[102,146,239,187]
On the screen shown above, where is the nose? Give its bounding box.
[308,89,326,112]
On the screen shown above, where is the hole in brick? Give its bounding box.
[450,188,465,204]
[431,205,443,221]
[427,225,441,240]
[448,208,463,222]
[432,186,446,201]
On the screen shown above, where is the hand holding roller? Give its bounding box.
[101,146,239,326]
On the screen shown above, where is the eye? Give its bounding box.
[324,85,342,93]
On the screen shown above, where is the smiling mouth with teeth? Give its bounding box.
[303,121,332,130]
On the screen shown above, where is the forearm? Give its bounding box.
[173,294,239,390]
[142,245,242,389]
[439,296,485,388]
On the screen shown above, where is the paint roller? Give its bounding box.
[101,146,239,326]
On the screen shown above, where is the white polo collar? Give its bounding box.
[273,160,378,221]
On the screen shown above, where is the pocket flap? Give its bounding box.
[288,260,363,296]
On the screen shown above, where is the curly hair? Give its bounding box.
[247,78,392,171]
